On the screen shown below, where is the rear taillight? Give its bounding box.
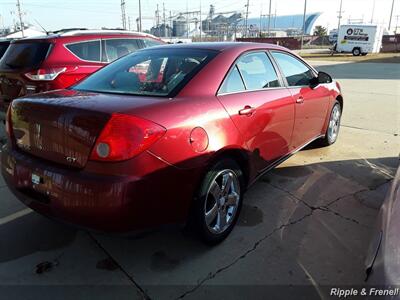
[90,114,166,162]
[5,105,13,139]
[24,67,66,81]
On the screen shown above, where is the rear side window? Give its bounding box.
[271,51,314,86]
[236,52,280,90]
[66,40,101,62]
[143,39,163,48]
[0,42,51,70]
[219,66,245,94]
[104,39,141,62]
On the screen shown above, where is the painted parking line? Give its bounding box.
[0,208,33,226]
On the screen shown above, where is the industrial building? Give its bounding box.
[241,13,322,37]
[149,5,323,40]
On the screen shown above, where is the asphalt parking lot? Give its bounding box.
[0,60,399,300]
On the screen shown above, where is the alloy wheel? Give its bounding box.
[204,169,241,234]
[328,105,341,143]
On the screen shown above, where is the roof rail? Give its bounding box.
[59,29,153,37]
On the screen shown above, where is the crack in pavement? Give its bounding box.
[87,232,151,300]
[176,210,313,299]
[176,179,379,299]
[266,182,371,228]
[340,124,398,136]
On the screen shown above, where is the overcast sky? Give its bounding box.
[1,0,399,32]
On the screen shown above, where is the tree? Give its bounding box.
[313,26,327,37]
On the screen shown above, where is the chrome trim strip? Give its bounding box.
[248,134,325,187]
[218,86,288,96]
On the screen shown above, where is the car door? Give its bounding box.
[217,51,295,172]
[271,51,330,150]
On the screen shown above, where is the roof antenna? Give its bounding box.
[34,18,49,35]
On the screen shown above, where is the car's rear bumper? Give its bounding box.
[1,145,201,232]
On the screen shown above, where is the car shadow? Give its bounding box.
[0,154,397,299]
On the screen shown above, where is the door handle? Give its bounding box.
[238,105,255,116]
[296,96,304,104]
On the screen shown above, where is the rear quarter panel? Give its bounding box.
[131,95,247,170]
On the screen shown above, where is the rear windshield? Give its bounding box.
[0,42,10,59]
[73,48,217,97]
[0,42,51,70]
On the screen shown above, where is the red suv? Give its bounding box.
[0,30,164,115]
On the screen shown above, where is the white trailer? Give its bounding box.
[335,24,384,56]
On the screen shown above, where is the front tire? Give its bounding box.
[193,159,244,244]
[318,101,342,147]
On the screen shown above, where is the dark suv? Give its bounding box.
[0,30,164,116]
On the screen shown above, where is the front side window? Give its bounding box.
[66,40,101,62]
[236,52,280,90]
[104,39,140,62]
[219,66,245,94]
[73,48,217,97]
[271,51,314,87]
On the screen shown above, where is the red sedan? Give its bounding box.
[1,43,343,244]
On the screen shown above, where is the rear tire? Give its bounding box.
[318,101,342,147]
[352,47,361,56]
[192,158,244,245]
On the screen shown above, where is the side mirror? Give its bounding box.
[310,71,333,88]
[318,71,332,84]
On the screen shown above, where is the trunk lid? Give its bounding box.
[10,89,164,168]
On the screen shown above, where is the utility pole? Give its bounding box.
[388,0,395,32]
[163,3,166,37]
[267,0,272,37]
[186,0,189,39]
[199,0,202,41]
[337,0,344,34]
[138,0,142,32]
[16,0,24,37]
[370,0,376,23]
[156,4,160,28]
[300,0,307,49]
[259,12,267,37]
[169,10,172,38]
[128,16,131,30]
[121,0,127,29]
[244,0,249,37]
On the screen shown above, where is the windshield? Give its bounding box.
[73,48,218,97]
[0,42,51,70]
